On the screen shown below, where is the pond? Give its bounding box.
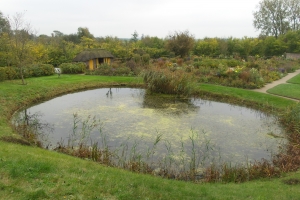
[14,88,286,169]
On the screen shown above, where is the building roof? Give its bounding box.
[73,49,114,62]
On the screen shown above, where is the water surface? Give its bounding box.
[15,88,286,166]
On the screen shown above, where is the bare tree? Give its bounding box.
[7,12,34,85]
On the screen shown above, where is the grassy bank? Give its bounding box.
[1,75,299,199]
[198,84,296,109]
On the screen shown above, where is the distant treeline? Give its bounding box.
[2,10,300,68]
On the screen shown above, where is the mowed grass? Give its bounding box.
[288,73,300,84]
[267,74,300,100]
[199,84,296,109]
[1,75,300,199]
[268,84,300,100]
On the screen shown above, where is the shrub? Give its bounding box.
[239,71,250,82]
[141,67,195,96]
[59,62,86,74]
[0,64,54,82]
[133,54,141,64]
[24,64,55,77]
[85,69,94,75]
[126,60,137,71]
[226,59,242,67]
[246,61,260,69]
[156,59,166,68]
[91,63,132,76]
[176,58,184,66]
[5,67,18,80]
[0,67,7,81]
[142,54,150,65]
[193,59,219,68]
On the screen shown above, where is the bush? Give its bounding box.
[0,67,7,81]
[6,67,18,79]
[125,60,137,71]
[133,54,141,64]
[0,67,19,80]
[89,63,132,76]
[0,64,54,82]
[193,59,219,68]
[226,59,242,67]
[59,62,86,74]
[24,64,55,77]
[141,67,195,96]
[142,54,150,65]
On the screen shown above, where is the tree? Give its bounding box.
[77,27,94,39]
[193,38,219,57]
[165,30,195,58]
[52,30,64,37]
[0,11,10,34]
[0,32,11,66]
[131,30,139,42]
[63,33,80,44]
[253,0,300,38]
[253,0,290,38]
[139,35,165,49]
[7,12,34,84]
[279,30,300,52]
[0,11,11,67]
[80,36,96,48]
[287,0,300,31]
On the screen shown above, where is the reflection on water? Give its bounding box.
[14,88,286,166]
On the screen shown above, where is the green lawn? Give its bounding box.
[288,74,300,84]
[0,75,299,199]
[266,74,300,100]
[267,84,300,100]
[199,84,296,109]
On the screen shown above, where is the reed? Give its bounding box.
[141,66,195,97]
[11,98,300,184]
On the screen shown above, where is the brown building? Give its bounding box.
[73,49,114,70]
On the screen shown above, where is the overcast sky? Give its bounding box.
[1,0,262,39]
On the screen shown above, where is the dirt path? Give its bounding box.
[252,69,300,101]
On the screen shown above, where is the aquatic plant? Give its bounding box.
[12,110,53,147]
[141,66,195,96]
[11,90,300,183]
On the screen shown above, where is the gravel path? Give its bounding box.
[252,69,300,101]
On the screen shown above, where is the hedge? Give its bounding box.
[58,62,86,74]
[0,64,55,82]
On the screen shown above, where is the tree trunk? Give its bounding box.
[19,65,26,85]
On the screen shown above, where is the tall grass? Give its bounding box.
[141,66,195,96]
[51,114,219,181]
[12,110,53,147]
[13,104,300,183]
